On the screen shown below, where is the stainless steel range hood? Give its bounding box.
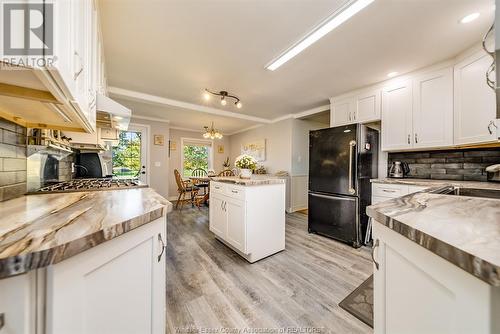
[96,93,131,130]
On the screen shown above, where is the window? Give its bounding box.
[181,139,213,177]
[112,131,142,178]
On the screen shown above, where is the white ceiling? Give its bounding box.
[100,0,494,133]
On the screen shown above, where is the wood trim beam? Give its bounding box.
[0,83,61,104]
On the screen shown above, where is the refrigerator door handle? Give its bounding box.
[348,140,357,194]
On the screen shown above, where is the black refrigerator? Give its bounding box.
[308,124,378,248]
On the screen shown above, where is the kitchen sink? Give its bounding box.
[431,186,500,200]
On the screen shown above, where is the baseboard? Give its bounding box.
[168,196,179,201]
[290,205,307,213]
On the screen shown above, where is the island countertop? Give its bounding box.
[211,175,286,186]
[0,188,172,279]
[371,177,500,190]
[367,185,500,286]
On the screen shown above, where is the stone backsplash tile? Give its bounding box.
[388,148,500,182]
[0,117,27,201]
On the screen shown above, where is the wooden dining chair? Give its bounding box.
[191,168,209,194]
[218,169,235,177]
[174,169,199,209]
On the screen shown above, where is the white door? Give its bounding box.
[412,67,454,149]
[381,81,413,151]
[209,195,227,238]
[112,124,149,183]
[47,218,166,334]
[331,97,355,126]
[356,89,381,123]
[454,51,497,145]
[226,198,246,253]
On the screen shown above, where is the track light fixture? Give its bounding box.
[203,89,242,109]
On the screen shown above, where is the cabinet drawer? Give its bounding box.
[372,183,409,198]
[210,182,226,194]
[225,185,245,200]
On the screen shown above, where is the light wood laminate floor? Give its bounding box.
[166,207,373,334]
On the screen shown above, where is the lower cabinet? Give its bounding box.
[373,222,500,334]
[210,192,247,253]
[0,217,167,334]
[371,183,428,204]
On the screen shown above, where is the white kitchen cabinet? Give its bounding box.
[381,81,413,151]
[330,96,355,126]
[454,51,497,145]
[356,88,381,123]
[371,183,428,205]
[373,222,499,334]
[209,181,285,263]
[412,67,453,148]
[0,272,37,334]
[47,217,166,334]
[330,88,381,126]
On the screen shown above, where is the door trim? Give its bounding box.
[129,123,151,185]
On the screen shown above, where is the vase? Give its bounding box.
[239,168,252,179]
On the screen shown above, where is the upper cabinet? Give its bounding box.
[381,66,453,151]
[381,80,413,151]
[412,67,454,149]
[0,0,106,133]
[330,88,381,127]
[454,51,497,145]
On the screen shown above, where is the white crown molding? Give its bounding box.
[169,126,204,133]
[108,86,272,124]
[292,104,330,119]
[131,114,171,123]
[227,124,264,136]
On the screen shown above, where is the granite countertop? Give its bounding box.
[0,188,172,279]
[367,184,500,286]
[211,175,286,186]
[371,178,500,190]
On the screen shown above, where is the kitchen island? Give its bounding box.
[209,176,286,263]
[367,183,500,334]
[0,188,172,334]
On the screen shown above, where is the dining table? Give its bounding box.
[189,176,213,205]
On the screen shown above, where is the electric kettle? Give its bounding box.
[389,161,410,178]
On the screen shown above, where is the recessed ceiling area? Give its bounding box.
[99,0,494,133]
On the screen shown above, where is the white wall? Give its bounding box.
[168,128,230,200]
[228,119,293,174]
[290,119,328,211]
[130,118,170,199]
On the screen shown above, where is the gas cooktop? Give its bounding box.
[33,178,146,193]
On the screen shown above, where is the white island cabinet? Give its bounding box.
[209,178,286,263]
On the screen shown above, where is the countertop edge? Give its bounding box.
[367,202,500,286]
[0,199,171,279]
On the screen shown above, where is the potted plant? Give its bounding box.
[235,154,256,179]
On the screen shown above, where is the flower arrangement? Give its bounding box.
[235,154,257,170]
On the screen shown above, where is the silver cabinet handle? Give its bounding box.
[488,120,497,135]
[157,233,165,262]
[371,239,380,270]
[223,201,227,211]
[231,190,238,194]
[74,51,84,80]
[348,112,351,122]
[407,134,410,145]
[382,189,396,193]
[415,133,418,144]
[348,140,356,194]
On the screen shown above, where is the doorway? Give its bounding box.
[112,124,149,183]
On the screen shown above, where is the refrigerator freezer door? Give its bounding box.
[308,192,360,247]
[309,125,357,196]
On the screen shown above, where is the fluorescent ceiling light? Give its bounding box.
[387,71,398,78]
[460,12,480,24]
[266,0,375,71]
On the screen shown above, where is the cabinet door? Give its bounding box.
[381,81,413,151]
[0,273,37,334]
[209,195,227,238]
[331,97,355,126]
[454,51,496,145]
[47,218,166,334]
[413,67,453,149]
[226,198,246,253]
[356,89,381,123]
